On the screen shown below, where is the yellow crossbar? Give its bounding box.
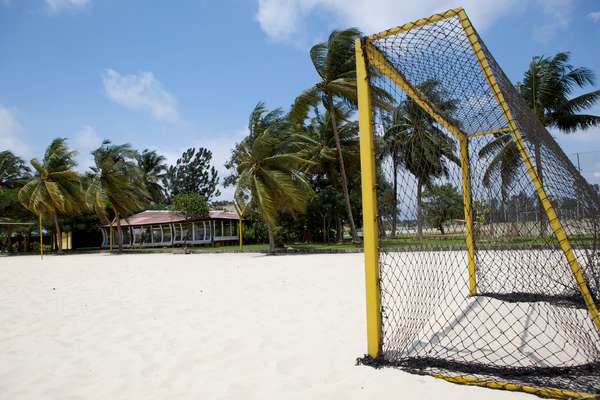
[367,8,462,42]
[469,127,511,137]
[365,43,467,142]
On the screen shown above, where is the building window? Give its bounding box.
[162,224,172,243]
[152,225,162,243]
[173,224,181,242]
[194,222,205,241]
[122,227,131,245]
[142,226,152,243]
[132,226,142,244]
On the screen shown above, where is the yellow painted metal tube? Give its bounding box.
[458,9,600,335]
[432,373,597,399]
[469,127,511,137]
[459,137,477,296]
[367,8,462,41]
[39,214,43,259]
[365,43,466,142]
[356,38,382,358]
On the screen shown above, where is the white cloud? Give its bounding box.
[0,105,31,159]
[45,0,90,14]
[256,0,572,43]
[72,125,101,172]
[589,11,600,22]
[102,69,180,123]
[256,0,522,41]
[532,0,574,42]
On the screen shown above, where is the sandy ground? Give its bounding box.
[0,253,536,400]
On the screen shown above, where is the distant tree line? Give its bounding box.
[2,33,599,254]
[0,140,220,253]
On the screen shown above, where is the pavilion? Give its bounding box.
[100,209,241,248]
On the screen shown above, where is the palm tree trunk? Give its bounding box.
[116,213,123,253]
[267,223,276,252]
[327,94,359,243]
[53,213,63,254]
[392,153,399,237]
[378,215,386,238]
[416,178,423,240]
[534,143,546,237]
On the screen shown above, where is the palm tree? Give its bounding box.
[380,110,407,237]
[518,52,600,132]
[478,132,520,221]
[479,52,600,235]
[17,138,83,253]
[235,104,314,251]
[292,105,359,188]
[86,140,150,252]
[137,149,167,205]
[385,80,459,239]
[0,150,31,190]
[289,28,366,243]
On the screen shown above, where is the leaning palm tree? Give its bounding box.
[137,149,167,205]
[17,138,83,253]
[235,106,314,251]
[292,105,359,188]
[86,140,150,252]
[289,28,374,243]
[387,80,459,239]
[0,150,31,190]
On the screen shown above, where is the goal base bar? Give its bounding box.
[432,373,597,400]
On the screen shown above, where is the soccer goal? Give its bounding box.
[356,8,600,399]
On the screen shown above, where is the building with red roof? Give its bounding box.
[100,209,241,248]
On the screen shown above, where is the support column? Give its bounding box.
[460,136,477,296]
[356,38,382,358]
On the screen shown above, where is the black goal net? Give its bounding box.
[357,8,600,399]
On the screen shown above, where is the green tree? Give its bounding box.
[163,147,220,201]
[86,140,150,252]
[478,132,520,208]
[289,28,371,243]
[232,103,314,251]
[17,138,83,253]
[224,102,289,188]
[480,53,600,235]
[0,150,33,250]
[518,52,600,132]
[423,183,463,235]
[171,192,209,250]
[137,149,168,205]
[293,105,359,177]
[1,150,31,190]
[388,80,459,239]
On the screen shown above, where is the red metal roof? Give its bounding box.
[113,210,240,227]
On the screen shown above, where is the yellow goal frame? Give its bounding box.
[356,8,600,399]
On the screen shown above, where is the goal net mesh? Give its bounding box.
[359,9,600,397]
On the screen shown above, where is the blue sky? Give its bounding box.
[1,0,600,199]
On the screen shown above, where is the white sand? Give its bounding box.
[0,253,535,400]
